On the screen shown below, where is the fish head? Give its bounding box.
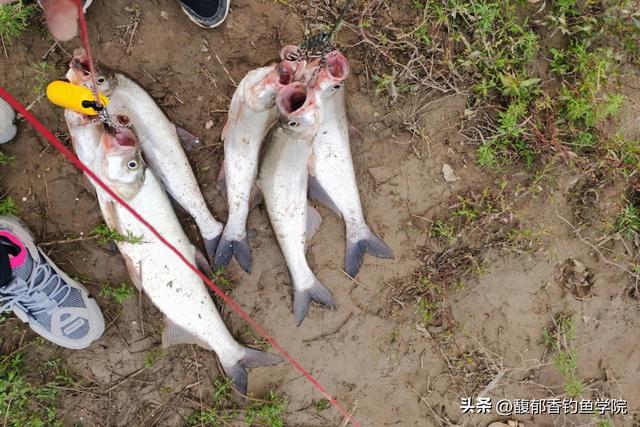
[306,50,350,100]
[276,82,321,138]
[99,124,145,195]
[67,48,118,96]
[247,61,304,111]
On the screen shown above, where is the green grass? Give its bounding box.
[0,151,15,166]
[30,61,51,97]
[143,348,165,368]
[0,1,34,44]
[244,392,288,427]
[615,202,640,238]
[186,377,287,426]
[542,314,584,396]
[314,398,330,411]
[0,196,19,216]
[0,351,76,426]
[90,223,142,245]
[431,219,456,244]
[99,282,134,304]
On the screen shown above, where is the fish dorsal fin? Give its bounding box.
[194,248,213,278]
[305,203,322,243]
[162,318,213,350]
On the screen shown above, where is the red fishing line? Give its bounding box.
[0,4,361,424]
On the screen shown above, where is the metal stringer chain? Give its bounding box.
[285,0,353,84]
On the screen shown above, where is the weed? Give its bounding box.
[431,219,456,244]
[0,1,33,44]
[30,61,51,97]
[315,399,330,411]
[244,392,288,427]
[417,296,439,326]
[99,282,134,304]
[615,202,640,238]
[186,378,286,426]
[0,196,19,216]
[0,151,15,166]
[91,223,142,245]
[543,313,584,396]
[0,351,75,425]
[143,348,165,368]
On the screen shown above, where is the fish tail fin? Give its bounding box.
[202,234,221,265]
[214,231,252,274]
[345,226,394,278]
[222,348,283,395]
[293,278,336,327]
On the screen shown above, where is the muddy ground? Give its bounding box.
[1,0,640,426]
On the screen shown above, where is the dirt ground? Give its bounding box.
[1,0,640,426]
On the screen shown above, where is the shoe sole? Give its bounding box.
[179,1,230,29]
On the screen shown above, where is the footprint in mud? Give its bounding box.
[557,258,595,299]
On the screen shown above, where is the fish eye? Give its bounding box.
[333,84,341,90]
[288,121,299,128]
[97,76,106,84]
[127,160,138,169]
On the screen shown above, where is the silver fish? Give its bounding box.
[306,51,393,277]
[258,82,335,326]
[68,51,223,262]
[93,126,281,394]
[215,60,302,273]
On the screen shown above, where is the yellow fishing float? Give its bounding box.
[46,80,109,116]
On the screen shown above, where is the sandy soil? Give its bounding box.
[1,1,640,426]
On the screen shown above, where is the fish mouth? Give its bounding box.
[325,50,349,81]
[69,49,92,77]
[277,82,311,115]
[105,124,137,147]
[276,62,295,86]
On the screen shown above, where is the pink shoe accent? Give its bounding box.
[0,231,27,269]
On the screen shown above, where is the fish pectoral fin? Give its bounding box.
[217,161,227,199]
[248,183,263,210]
[162,317,213,350]
[195,247,214,278]
[82,175,97,196]
[348,122,364,145]
[175,125,202,151]
[307,175,341,217]
[121,252,143,291]
[305,203,322,243]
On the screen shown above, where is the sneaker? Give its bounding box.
[178,0,230,28]
[0,98,17,145]
[0,216,104,349]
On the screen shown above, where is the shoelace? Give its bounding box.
[0,258,71,316]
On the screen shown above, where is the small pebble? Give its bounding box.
[160,10,169,20]
[205,120,214,130]
[21,197,27,202]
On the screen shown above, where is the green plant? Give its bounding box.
[615,202,640,238]
[91,223,142,245]
[0,1,33,44]
[0,351,75,426]
[143,348,165,368]
[245,392,288,427]
[431,220,456,243]
[315,398,331,411]
[543,314,583,396]
[99,282,134,304]
[0,196,19,216]
[416,296,438,326]
[31,61,51,97]
[0,151,15,166]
